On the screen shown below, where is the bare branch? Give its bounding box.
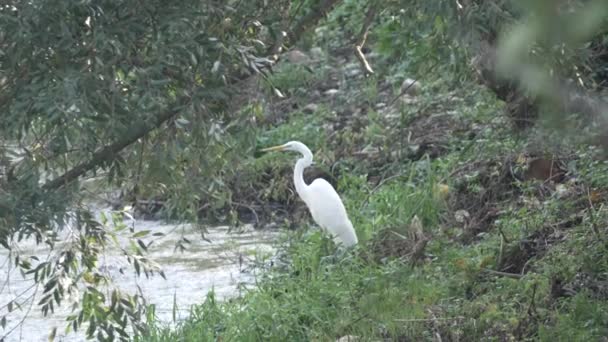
[354,6,377,76]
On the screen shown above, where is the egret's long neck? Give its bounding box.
[294,148,313,201]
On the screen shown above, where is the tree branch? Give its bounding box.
[354,5,377,76]
[286,0,343,47]
[268,1,293,56]
[42,1,350,193]
[42,107,183,191]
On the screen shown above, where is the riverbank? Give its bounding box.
[141,43,608,341]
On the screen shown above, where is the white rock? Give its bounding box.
[454,210,470,223]
[324,89,340,97]
[401,78,420,95]
[285,49,311,64]
[555,184,569,198]
[302,103,319,114]
[309,47,324,60]
[346,68,362,77]
[344,62,362,77]
[399,95,417,104]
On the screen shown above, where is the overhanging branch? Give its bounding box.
[43,2,349,192]
[42,107,182,191]
[286,0,343,47]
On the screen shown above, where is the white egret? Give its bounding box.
[261,141,358,247]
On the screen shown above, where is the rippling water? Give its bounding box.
[0,211,277,341]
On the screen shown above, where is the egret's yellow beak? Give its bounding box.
[260,144,286,152]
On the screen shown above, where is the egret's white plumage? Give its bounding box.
[262,141,358,247]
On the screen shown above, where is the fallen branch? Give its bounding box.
[427,309,445,342]
[353,6,377,76]
[135,199,166,207]
[394,316,465,323]
[354,47,373,76]
[483,268,523,279]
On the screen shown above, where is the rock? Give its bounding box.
[346,68,362,77]
[302,103,319,114]
[555,184,569,198]
[285,49,311,65]
[454,210,470,223]
[383,112,401,121]
[324,89,340,97]
[314,26,329,37]
[399,96,416,105]
[405,144,420,157]
[401,78,420,95]
[375,102,386,109]
[434,183,450,200]
[344,62,362,77]
[366,51,382,60]
[336,336,359,342]
[309,47,324,60]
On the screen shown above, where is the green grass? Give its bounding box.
[142,51,608,342]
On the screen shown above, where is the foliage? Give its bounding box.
[1,0,608,340]
[376,0,608,120]
[146,78,608,340]
[0,0,299,339]
[144,5,608,334]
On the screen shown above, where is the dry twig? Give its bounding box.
[354,6,377,76]
[483,268,523,279]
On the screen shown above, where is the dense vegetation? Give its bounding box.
[1,0,608,340]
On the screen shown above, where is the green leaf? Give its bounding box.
[48,326,57,342]
[53,289,61,305]
[132,230,150,238]
[110,290,118,310]
[43,278,57,293]
[137,239,148,251]
[172,291,177,323]
[86,317,96,337]
[38,294,52,306]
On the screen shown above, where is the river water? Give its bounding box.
[0,211,277,341]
